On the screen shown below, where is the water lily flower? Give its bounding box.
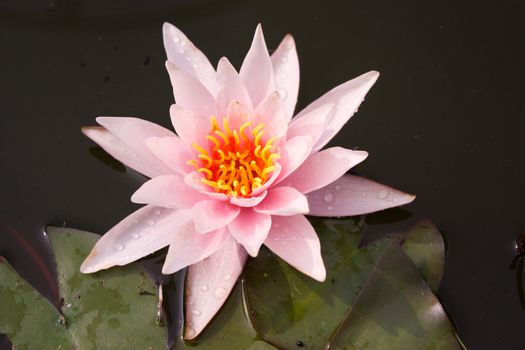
[80,23,415,339]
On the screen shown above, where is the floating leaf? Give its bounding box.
[0,227,166,349]
[179,282,277,350]
[400,219,445,292]
[243,217,460,349]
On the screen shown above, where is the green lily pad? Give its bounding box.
[400,220,445,292]
[243,217,460,349]
[179,282,277,350]
[0,227,166,349]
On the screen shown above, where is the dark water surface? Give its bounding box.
[0,1,524,349]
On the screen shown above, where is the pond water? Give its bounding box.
[0,1,524,349]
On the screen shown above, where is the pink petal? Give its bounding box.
[271,34,300,119]
[162,224,229,274]
[279,147,368,194]
[82,126,172,178]
[294,71,379,152]
[275,135,314,184]
[131,174,206,208]
[184,172,229,201]
[286,103,334,143]
[225,100,252,131]
[96,116,174,143]
[254,186,309,216]
[216,57,253,116]
[184,236,248,340]
[163,22,220,97]
[251,92,289,146]
[264,215,326,281]
[230,190,267,207]
[240,24,275,108]
[192,200,240,233]
[307,174,416,217]
[145,136,193,175]
[228,208,271,256]
[80,206,192,273]
[166,61,217,119]
[95,117,177,177]
[170,104,211,146]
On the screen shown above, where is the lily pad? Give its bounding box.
[179,282,277,349]
[242,217,460,349]
[0,226,166,349]
[400,219,445,292]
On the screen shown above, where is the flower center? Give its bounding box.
[187,116,280,197]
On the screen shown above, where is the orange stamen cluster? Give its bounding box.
[187,115,280,197]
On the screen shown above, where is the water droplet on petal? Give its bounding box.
[277,87,287,100]
[323,192,334,203]
[214,287,227,299]
[378,189,389,199]
[199,284,208,292]
[191,309,201,316]
[173,36,180,43]
[280,73,287,80]
[154,209,161,216]
[147,220,155,226]
[114,243,124,251]
[335,185,342,192]
[280,55,288,64]
[224,274,231,281]
[132,232,140,239]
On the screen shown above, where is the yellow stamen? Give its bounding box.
[188,116,281,197]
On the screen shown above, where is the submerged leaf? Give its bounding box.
[0,227,166,349]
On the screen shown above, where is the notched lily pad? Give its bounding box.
[0,226,166,349]
[243,217,460,350]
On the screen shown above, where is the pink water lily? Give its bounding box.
[80,23,415,339]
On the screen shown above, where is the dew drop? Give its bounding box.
[114,243,124,251]
[377,189,389,199]
[173,36,180,43]
[214,287,227,299]
[224,274,231,281]
[118,147,125,152]
[191,309,201,316]
[277,87,287,100]
[323,192,334,203]
[192,63,198,69]
[339,98,347,105]
[280,73,288,80]
[335,185,342,192]
[147,220,155,226]
[280,55,288,64]
[132,232,140,239]
[154,209,161,216]
[199,284,208,292]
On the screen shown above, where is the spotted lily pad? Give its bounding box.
[0,227,166,349]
